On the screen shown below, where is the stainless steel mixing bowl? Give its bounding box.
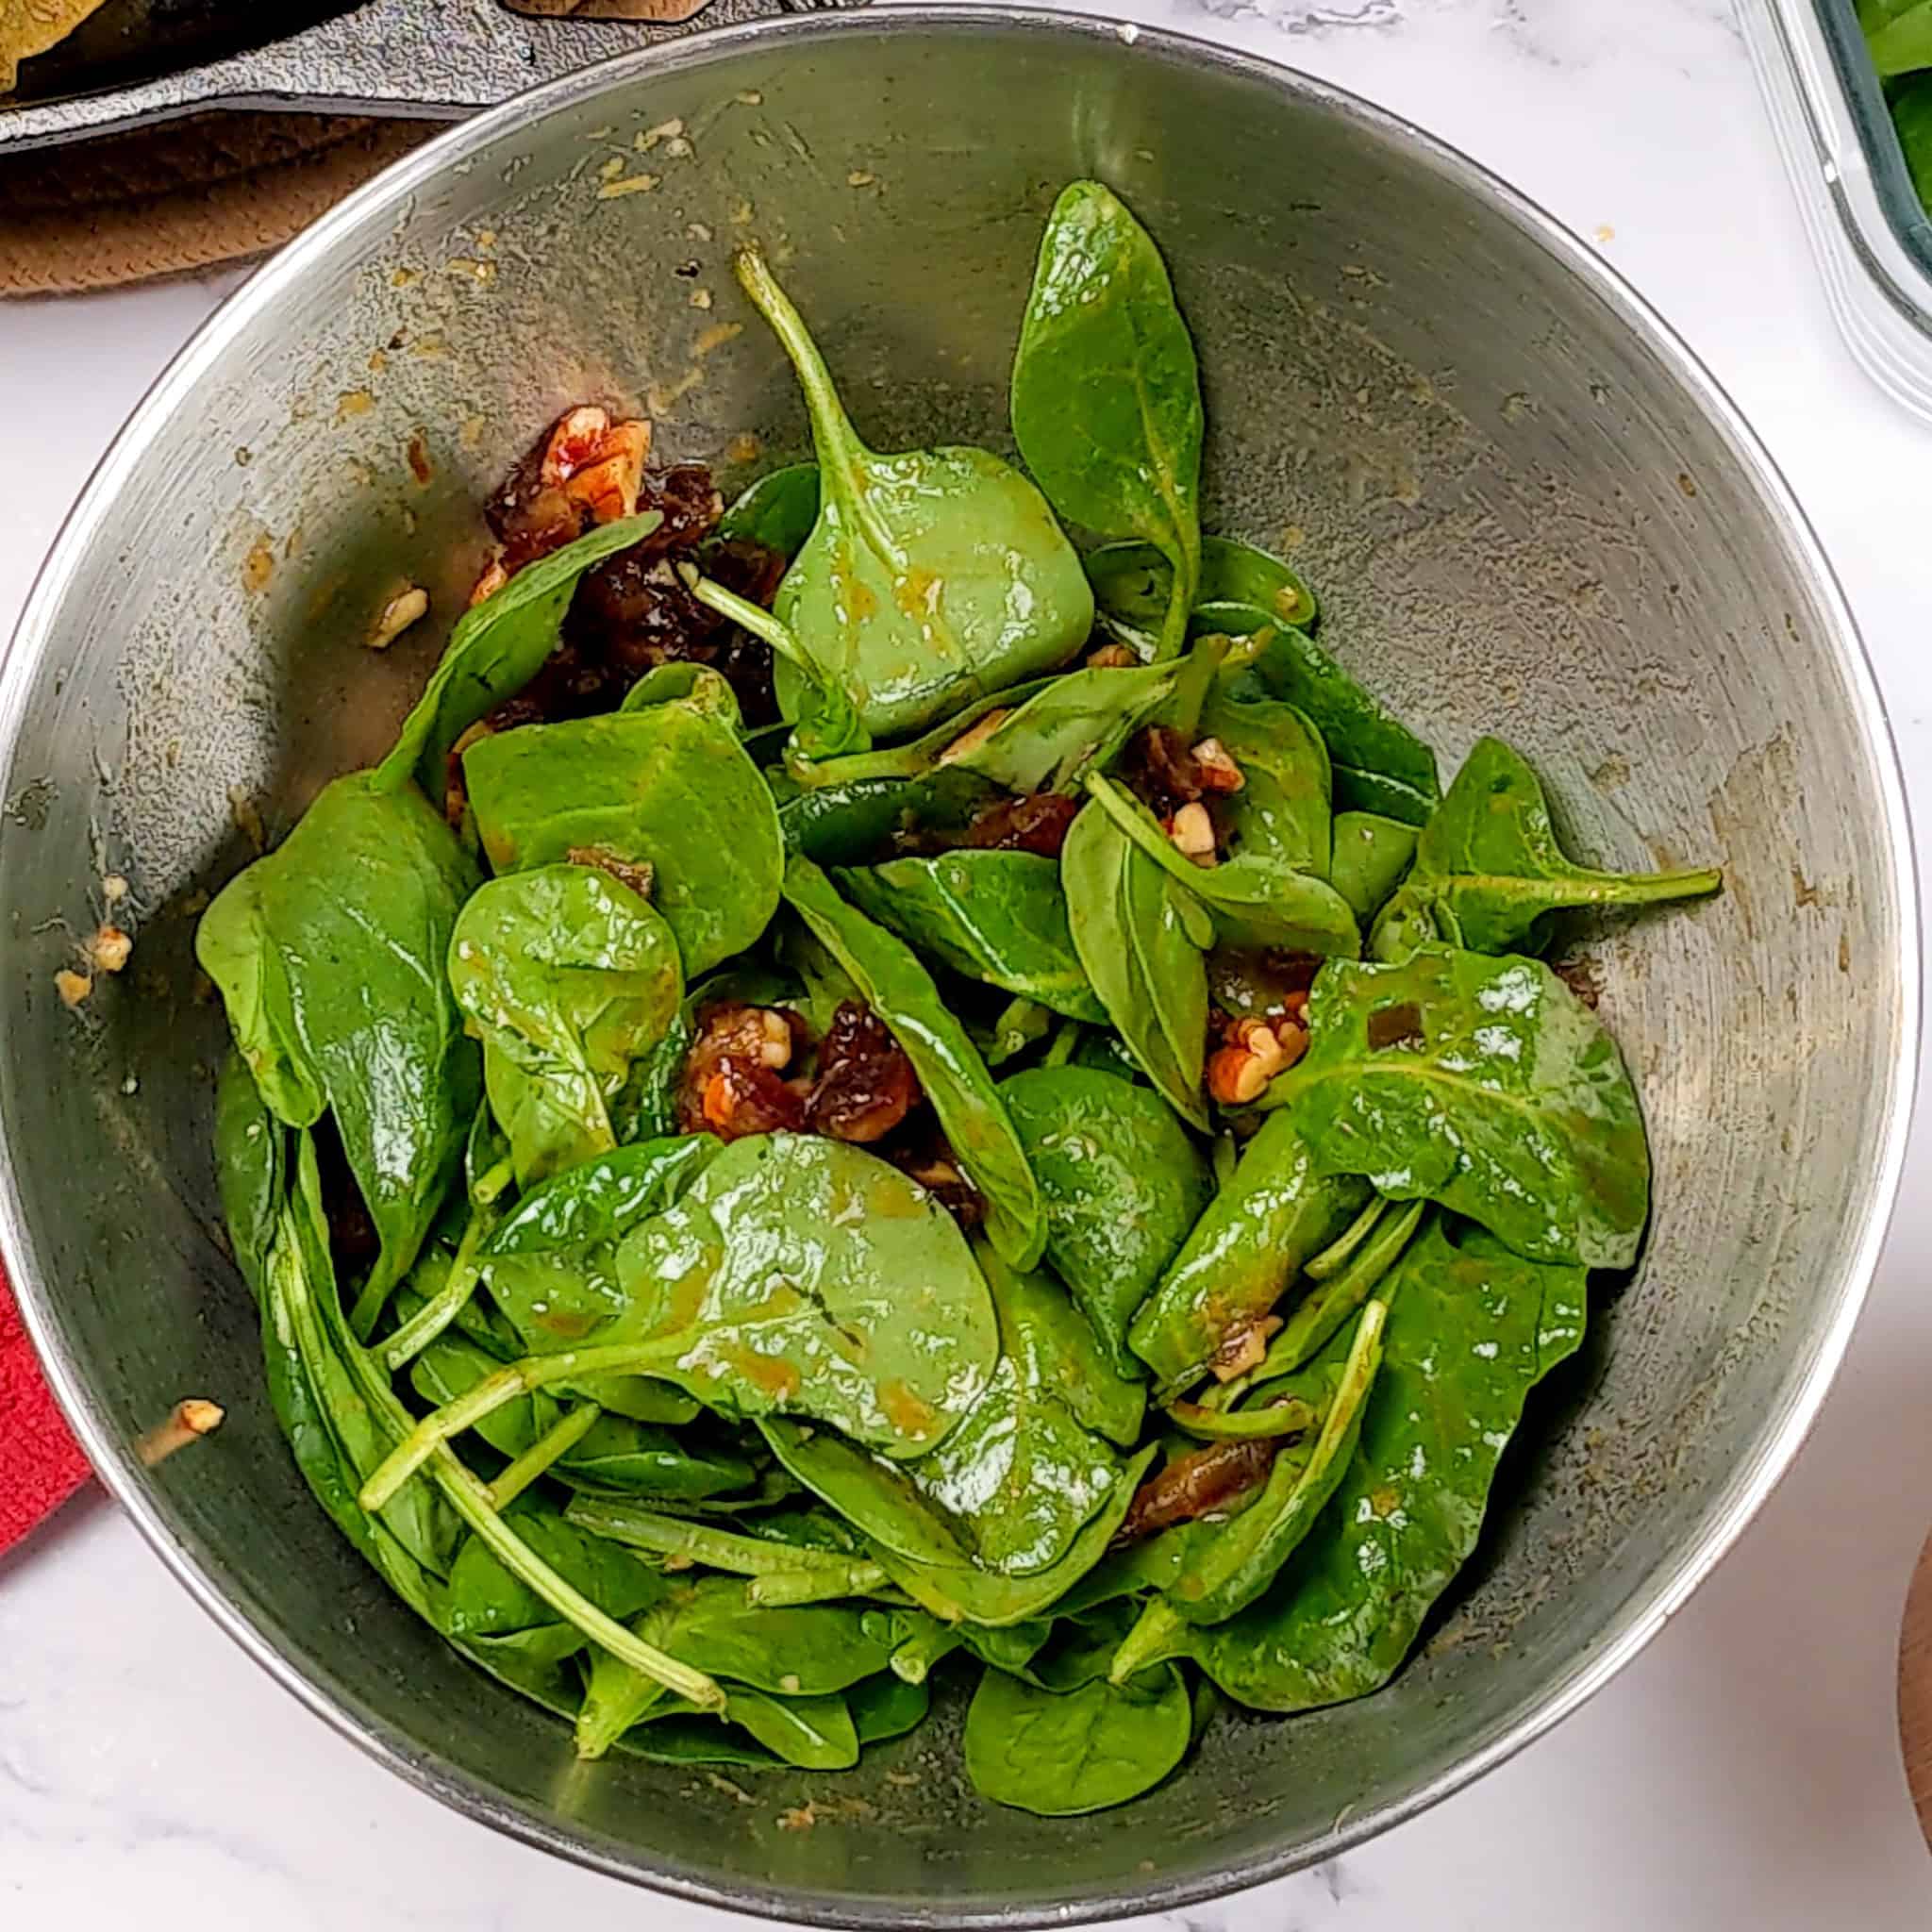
[0,10,1916,1924]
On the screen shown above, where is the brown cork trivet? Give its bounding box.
[1899,1527,1932,1851]
[0,110,441,296]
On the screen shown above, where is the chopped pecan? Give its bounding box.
[1120,724,1207,820]
[1207,1015,1309,1106]
[1208,1313,1282,1382]
[676,1002,811,1140]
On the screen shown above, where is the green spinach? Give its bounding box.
[1012,180,1203,660]
[963,1660,1192,1815]
[447,864,683,1184]
[1189,1219,1586,1709]
[1369,736,1721,960]
[463,705,782,978]
[834,852,1105,1023]
[738,246,1093,739]
[1268,944,1650,1268]
[1087,534,1318,649]
[1000,1064,1212,1381]
[197,772,481,1334]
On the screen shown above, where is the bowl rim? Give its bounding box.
[0,8,1920,1925]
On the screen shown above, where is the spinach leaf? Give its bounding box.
[755,1235,1134,1579]
[619,660,743,728]
[215,1051,283,1307]
[463,705,783,978]
[1087,534,1317,648]
[1128,1110,1372,1393]
[378,514,658,798]
[833,852,1105,1023]
[774,767,1002,866]
[1060,796,1210,1130]
[611,1134,998,1454]
[1369,736,1721,960]
[639,1690,860,1770]
[851,1672,931,1744]
[1269,944,1649,1268]
[963,1661,1192,1814]
[1214,613,1440,824]
[197,772,481,1334]
[442,1498,665,1642]
[1867,0,1932,75]
[1329,811,1418,922]
[1894,73,1932,211]
[1163,1295,1388,1625]
[622,1577,915,1694]
[1012,181,1203,661]
[481,1135,721,1353]
[1190,1219,1585,1709]
[1084,773,1358,958]
[1257,1196,1425,1379]
[1198,687,1332,878]
[787,659,1178,796]
[712,462,821,556]
[737,246,1094,739]
[782,856,1047,1269]
[448,865,683,1184]
[1000,1064,1212,1383]
[763,1427,1158,1628]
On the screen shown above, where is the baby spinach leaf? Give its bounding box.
[762,1427,1158,1628]
[1060,796,1211,1130]
[787,660,1180,798]
[1198,688,1333,879]
[378,514,658,798]
[197,771,481,1334]
[610,1133,999,1455]
[712,461,821,556]
[782,856,1047,1269]
[1087,534,1318,649]
[1000,1064,1212,1383]
[1012,180,1203,661]
[754,1237,1132,1578]
[1330,811,1418,923]
[625,1576,916,1694]
[1214,613,1440,825]
[481,1135,721,1354]
[833,852,1106,1023]
[215,1051,284,1307]
[963,1660,1192,1814]
[1084,773,1358,958]
[1190,1219,1585,1709]
[738,246,1094,739]
[774,767,1002,866]
[1163,1296,1388,1625]
[442,1497,665,1643]
[463,705,783,978]
[1867,0,1932,76]
[851,1672,930,1744]
[619,660,743,728]
[1128,1110,1372,1393]
[448,865,683,1185]
[1270,944,1650,1268]
[1369,736,1721,960]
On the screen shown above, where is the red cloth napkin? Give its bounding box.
[0,1258,91,1556]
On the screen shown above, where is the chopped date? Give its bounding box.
[808,1001,923,1143]
[1116,1437,1280,1543]
[1120,724,1208,822]
[897,790,1080,859]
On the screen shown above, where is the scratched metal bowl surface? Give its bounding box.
[0,12,1915,1925]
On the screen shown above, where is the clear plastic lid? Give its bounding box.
[1745,0,1932,420]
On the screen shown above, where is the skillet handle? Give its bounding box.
[0,0,868,154]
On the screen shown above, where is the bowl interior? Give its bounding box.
[0,14,1912,1925]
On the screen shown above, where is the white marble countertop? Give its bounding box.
[5,0,1932,1924]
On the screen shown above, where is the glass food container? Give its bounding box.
[1744,0,1932,419]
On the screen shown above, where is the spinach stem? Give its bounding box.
[283,1161,723,1710]
[1166,1396,1316,1441]
[734,246,904,570]
[1042,1018,1081,1068]
[1108,1598,1187,1687]
[567,1497,867,1578]
[485,1402,601,1510]
[359,1340,676,1511]
[745,1564,890,1607]
[1258,1198,1426,1385]
[381,1206,495,1372]
[1305,1195,1390,1284]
